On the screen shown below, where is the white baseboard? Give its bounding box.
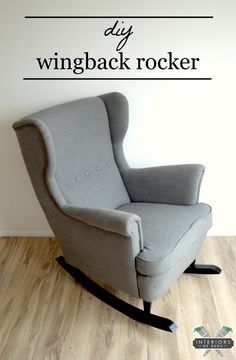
[0,231,54,237]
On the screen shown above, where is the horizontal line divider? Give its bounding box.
[25,16,213,19]
[23,77,212,81]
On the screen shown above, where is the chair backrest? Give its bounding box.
[13,93,130,209]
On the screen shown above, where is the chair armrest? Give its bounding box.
[122,164,205,205]
[61,205,143,297]
[62,205,143,241]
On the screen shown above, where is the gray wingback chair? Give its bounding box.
[13,92,221,332]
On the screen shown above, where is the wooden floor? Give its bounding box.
[0,236,235,360]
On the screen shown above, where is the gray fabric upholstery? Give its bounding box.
[118,202,212,276]
[13,125,140,298]
[138,231,204,302]
[99,93,129,171]
[63,205,143,242]
[13,96,129,209]
[122,165,205,205]
[13,92,212,302]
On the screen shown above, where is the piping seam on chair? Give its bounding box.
[15,119,67,208]
[137,239,202,279]
[136,206,212,275]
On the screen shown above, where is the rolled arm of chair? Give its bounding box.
[122,164,205,205]
[61,205,143,297]
[63,205,143,241]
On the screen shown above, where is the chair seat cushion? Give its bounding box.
[117,202,212,276]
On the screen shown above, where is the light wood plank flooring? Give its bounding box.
[0,236,235,360]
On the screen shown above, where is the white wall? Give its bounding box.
[0,0,236,236]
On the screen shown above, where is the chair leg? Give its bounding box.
[56,256,178,333]
[184,260,222,274]
[143,301,152,314]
